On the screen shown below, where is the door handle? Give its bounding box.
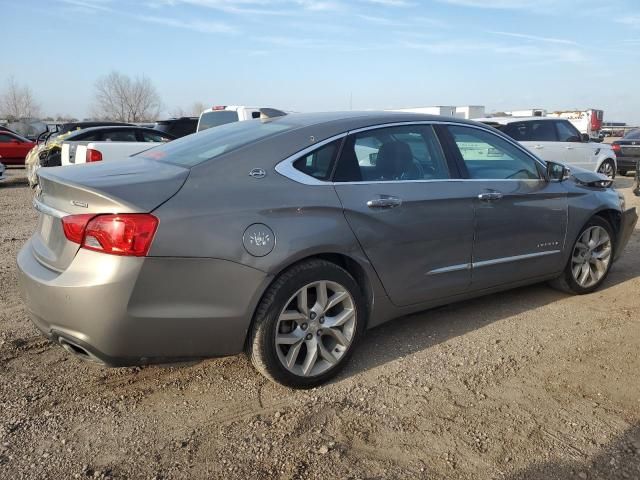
[532,145,544,149]
[366,196,403,209]
[565,146,574,150]
[477,192,503,202]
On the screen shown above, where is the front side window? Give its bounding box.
[334,124,450,182]
[292,140,340,181]
[448,125,541,180]
[502,121,557,142]
[556,121,581,142]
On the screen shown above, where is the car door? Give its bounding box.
[0,133,21,163]
[332,123,474,307]
[443,124,568,289]
[554,120,595,170]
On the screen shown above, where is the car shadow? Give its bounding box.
[505,423,640,479]
[337,234,640,382]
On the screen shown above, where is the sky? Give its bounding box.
[2,0,640,123]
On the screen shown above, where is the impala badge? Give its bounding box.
[71,200,88,208]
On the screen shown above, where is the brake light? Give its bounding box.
[61,214,158,256]
[612,143,621,154]
[212,105,226,110]
[86,148,102,162]
[61,214,95,244]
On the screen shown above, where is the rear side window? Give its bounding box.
[198,111,240,131]
[334,124,450,182]
[502,121,557,142]
[102,130,137,142]
[137,119,292,167]
[293,140,340,181]
[448,125,541,180]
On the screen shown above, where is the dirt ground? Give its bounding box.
[1,166,639,480]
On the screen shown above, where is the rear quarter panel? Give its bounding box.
[149,132,388,300]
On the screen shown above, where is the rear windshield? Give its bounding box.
[198,110,240,131]
[136,119,292,167]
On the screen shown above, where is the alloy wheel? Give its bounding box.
[598,161,615,179]
[571,226,612,288]
[275,281,356,377]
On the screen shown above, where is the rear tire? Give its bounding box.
[597,159,616,179]
[248,259,366,388]
[549,216,614,294]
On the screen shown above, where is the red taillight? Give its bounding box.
[61,214,158,256]
[86,148,102,162]
[61,214,95,244]
[612,143,621,154]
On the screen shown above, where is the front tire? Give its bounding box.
[550,217,614,294]
[248,259,366,388]
[598,159,616,179]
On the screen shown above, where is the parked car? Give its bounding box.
[197,106,286,132]
[480,117,617,178]
[154,117,198,138]
[26,122,141,187]
[18,112,637,388]
[0,131,35,165]
[60,126,175,165]
[611,129,640,176]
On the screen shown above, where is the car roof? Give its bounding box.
[261,111,482,131]
[65,125,175,140]
[475,116,560,125]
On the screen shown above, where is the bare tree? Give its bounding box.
[190,101,206,116]
[0,76,41,120]
[168,101,206,118]
[93,71,162,122]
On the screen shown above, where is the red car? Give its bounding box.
[0,131,35,165]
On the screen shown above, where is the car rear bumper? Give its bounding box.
[616,156,639,170]
[17,240,269,366]
[614,207,638,261]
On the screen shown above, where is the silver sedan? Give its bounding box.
[17,112,638,387]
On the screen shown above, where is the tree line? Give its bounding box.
[0,72,204,123]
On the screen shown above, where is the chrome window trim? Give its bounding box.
[274,132,347,186]
[33,198,66,219]
[275,120,547,186]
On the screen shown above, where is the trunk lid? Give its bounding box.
[31,158,189,271]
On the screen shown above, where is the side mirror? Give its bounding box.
[547,161,569,182]
[581,133,590,142]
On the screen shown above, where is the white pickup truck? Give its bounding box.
[196,106,287,132]
[61,141,162,165]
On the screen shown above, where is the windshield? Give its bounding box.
[198,110,240,131]
[137,119,292,167]
[623,129,640,140]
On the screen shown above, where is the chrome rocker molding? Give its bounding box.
[427,250,561,276]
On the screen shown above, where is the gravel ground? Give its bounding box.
[1,166,639,480]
